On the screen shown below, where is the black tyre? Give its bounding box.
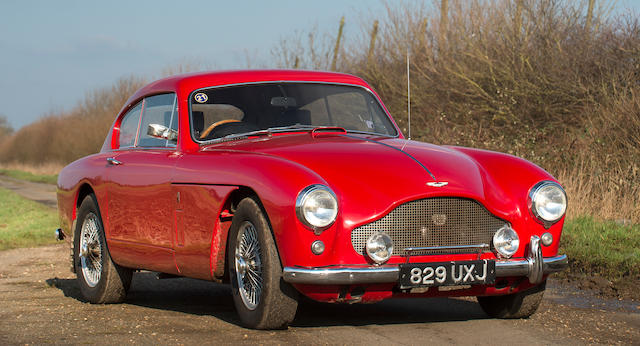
[477,281,546,319]
[228,197,299,329]
[73,195,132,303]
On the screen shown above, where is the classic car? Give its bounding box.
[55,70,568,329]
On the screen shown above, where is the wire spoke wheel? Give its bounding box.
[79,212,103,288]
[235,221,263,310]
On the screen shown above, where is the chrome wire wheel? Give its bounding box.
[79,212,103,288]
[234,221,263,310]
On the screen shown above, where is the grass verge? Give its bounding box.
[0,187,58,250]
[0,168,58,185]
[561,216,640,283]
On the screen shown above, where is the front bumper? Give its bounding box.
[283,235,568,286]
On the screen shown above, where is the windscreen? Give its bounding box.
[190,83,398,141]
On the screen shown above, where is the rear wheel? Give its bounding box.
[228,197,298,329]
[74,195,132,303]
[477,281,546,318]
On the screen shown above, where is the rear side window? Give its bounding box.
[119,103,142,148]
[138,94,177,147]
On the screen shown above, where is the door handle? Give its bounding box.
[106,157,123,166]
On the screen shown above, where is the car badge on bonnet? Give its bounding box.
[427,181,448,187]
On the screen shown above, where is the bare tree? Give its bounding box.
[0,115,14,138]
[586,0,595,31]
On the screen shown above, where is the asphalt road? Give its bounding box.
[0,175,638,344]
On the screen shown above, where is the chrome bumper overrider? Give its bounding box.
[283,236,568,285]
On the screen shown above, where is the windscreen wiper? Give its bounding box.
[202,125,319,144]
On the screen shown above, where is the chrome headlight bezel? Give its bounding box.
[528,181,567,228]
[295,184,338,234]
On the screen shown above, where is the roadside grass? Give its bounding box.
[0,187,58,250]
[0,168,58,185]
[561,216,640,281]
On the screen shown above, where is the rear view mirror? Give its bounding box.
[147,124,177,141]
[270,96,297,107]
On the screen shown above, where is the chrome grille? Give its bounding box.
[351,197,506,256]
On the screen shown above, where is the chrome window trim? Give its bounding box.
[165,95,178,147]
[187,81,400,145]
[114,146,178,152]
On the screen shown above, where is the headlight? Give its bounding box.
[296,184,338,233]
[366,232,393,264]
[529,181,567,227]
[493,225,519,258]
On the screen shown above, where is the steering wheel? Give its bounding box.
[200,119,242,139]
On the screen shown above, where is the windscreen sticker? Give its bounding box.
[194,93,208,103]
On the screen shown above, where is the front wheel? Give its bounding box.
[74,195,132,303]
[477,281,546,319]
[228,197,298,329]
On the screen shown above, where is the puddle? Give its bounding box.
[546,279,639,313]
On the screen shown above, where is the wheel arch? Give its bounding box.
[217,186,282,282]
[75,183,96,216]
[67,183,97,253]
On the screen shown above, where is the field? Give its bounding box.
[0,186,58,250]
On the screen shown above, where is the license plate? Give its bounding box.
[399,260,495,288]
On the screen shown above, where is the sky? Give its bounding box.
[0,0,386,130]
[1,0,638,130]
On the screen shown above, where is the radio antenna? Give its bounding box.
[406,48,411,140]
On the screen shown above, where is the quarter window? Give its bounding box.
[119,103,142,148]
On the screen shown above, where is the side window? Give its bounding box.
[137,93,177,147]
[119,103,142,148]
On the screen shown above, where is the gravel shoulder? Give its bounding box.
[0,244,638,345]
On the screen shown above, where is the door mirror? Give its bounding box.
[147,124,177,141]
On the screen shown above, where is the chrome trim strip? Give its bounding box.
[495,254,568,279]
[283,266,399,285]
[282,254,568,285]
[404,244,490,252]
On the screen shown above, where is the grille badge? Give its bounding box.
[427,181,448,187]
[432,214,447,225]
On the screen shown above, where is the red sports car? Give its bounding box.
[55,70,568,329]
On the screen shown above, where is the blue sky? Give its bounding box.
[0,0,386,129]
[1,0,638,130]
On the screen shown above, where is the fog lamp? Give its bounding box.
[493,225,519,258]
[541,232,553,246]
[365,232,393,264]
[311,240,325,255]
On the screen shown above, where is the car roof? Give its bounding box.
[124,70,371,108]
